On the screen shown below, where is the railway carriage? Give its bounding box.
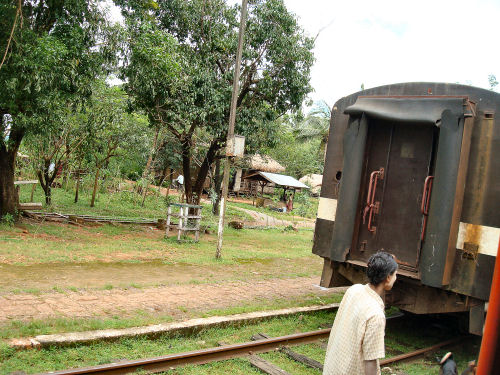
[313,82,499,334]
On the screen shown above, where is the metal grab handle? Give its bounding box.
[363,168,384,232]
[420,176,434,240]
[421,176,434,215]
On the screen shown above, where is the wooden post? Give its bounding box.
[177,206,183,241]
[30,184,36,202]
[216,0,248,259]
[165,205,172,238]
[195,207,201,242]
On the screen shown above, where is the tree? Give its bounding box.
[84,84,134,207]
[266,116,324,179]
[488,74,498,91]
[24,105,84,205]
[295,100,331,156]
[118,0,314,204]
[0,0,119,217]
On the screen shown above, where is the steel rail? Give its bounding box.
[380,336,467,365]
[35,315,462,375]
[36,329,331,375]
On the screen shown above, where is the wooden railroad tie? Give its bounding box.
[248,354,292,375]
[249,332,324,374]
[279,346,323,371]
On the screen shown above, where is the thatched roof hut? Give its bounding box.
[232,154,285,194]
[246,154,285,173]
[299,173,323,195]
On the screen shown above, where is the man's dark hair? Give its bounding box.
[367,252,398,285]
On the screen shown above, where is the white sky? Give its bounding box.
[283,0,500,106]
[106,0,500,108]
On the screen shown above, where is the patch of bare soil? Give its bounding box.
[0,276,343,323]
[232,206,315,228]
[0,257,321,293]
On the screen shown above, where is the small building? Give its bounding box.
[299,173,323,196]
[242,171,309,210]
[232,154,285,195]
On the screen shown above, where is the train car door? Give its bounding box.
[349,120,436,271]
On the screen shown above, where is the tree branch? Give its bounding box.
[0,0,21,71]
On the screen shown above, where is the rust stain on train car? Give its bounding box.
[462,224,481,260]
[464,114,494,223]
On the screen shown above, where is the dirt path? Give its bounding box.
[123,179,315,229]
[0,258,321,292]
[233,206,315,228]
[0,276,344,323]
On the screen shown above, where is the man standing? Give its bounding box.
[323,252,398,375]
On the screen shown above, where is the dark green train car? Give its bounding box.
[313,82,499,334]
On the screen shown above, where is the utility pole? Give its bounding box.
[216,0,248,259]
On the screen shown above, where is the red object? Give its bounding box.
[420,175,434,240]
[476,237,500,375]
[363,168,384,232]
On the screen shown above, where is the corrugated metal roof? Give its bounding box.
[258,172,310,189]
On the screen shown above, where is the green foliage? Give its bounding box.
[84,83,139,169]
[293,191,312,217]
[488,74,498,90]
[1,213,15,226]
[265,119,324,178]
[1,1,119,132]
[118,0,314,202]
[121,21,184,124]
[263,100,331,179]
[0,0,122,215]
[295,100,331,144]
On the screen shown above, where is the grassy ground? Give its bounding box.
[3,185,480,374]
[17,185,252,225]
[2,184,318,268]
[0,309,333,374]
[0,308,480,375]
[0,221,314,266]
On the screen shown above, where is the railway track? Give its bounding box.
[37,327,465,375]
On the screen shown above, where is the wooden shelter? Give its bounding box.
[242,171,309,210]
[232,154,285,195]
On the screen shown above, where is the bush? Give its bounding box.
[1,213,16,226]
[294,191,312,217]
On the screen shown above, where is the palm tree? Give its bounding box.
[295,100,331,156]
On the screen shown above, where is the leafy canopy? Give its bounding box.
[118,0,314,201]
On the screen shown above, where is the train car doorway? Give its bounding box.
[350,121,437,272]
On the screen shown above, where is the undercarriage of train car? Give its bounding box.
[313,86,499,335]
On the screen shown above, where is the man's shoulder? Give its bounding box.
[345,283,364,295]
[344,284,384,316]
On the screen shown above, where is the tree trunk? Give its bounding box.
[37,164,51,206]
[0,126,24,218]
[43,163,52,205]
[74,161,82,203]
[165,168,173,199]
[74,170,80,203]
[90,167,100,207]
[212,157,222,215]
[100,158,110,190]
[181,138,192,204]
[62,145,71,191]
[191,140,221,205]
[157,163,169,190]
[141,178,148,207]
[0,150,18,218]
[37,159,59,206]
[137,126,160,195]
